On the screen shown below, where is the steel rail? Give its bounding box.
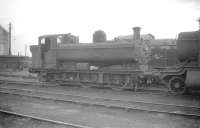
[0,85,198,109]
[0,79,170,96]
[0,86,200,118]
[0,109,92,128]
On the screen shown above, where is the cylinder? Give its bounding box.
[133,27,141,40]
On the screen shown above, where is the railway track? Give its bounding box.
[0,84,200,118]
[0,72,169,92]
[0,109,92,128]
[0,78,171,96]
[1,78,200,100]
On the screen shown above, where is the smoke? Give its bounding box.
[179,0,200,4]
[178,0,200,9]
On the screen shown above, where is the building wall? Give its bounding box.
[0,26,9,55]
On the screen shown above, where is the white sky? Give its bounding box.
[0,0,199,56]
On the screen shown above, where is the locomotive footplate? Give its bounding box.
[30,68,158,91]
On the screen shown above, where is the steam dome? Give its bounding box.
[93,30,107,43]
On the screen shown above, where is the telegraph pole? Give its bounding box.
[25,44,27,56]
[198,18,200,30]
[8,22,11,56]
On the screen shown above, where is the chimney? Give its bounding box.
[132,27,141,40]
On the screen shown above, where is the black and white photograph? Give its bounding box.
[0,0,200,127]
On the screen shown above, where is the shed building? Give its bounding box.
[0,25,9,55]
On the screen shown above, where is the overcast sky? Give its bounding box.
[0,0,199,56]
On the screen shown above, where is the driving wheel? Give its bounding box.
[168,77,186,95]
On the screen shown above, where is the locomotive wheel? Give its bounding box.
[119,80,126,87]
[119,77,132,89]
[168,77,186,95]
[38,72,47,82]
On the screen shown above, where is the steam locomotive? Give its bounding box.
[29,27,152,90]
[29,24,200,95]
[161,29,200,95]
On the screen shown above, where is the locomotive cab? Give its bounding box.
[37,34,79,69]
[38,35,57,68]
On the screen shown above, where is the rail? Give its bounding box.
[0,109,92,128]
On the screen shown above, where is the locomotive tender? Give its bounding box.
[30,27,149,90]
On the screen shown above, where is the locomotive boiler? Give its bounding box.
[30,27,149,89]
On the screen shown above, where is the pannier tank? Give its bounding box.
[30,27,148,69]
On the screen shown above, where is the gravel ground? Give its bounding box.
[0,93,200,128]
[0,112,69,128]
[0,70,200,127]
[1,83,200,107]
